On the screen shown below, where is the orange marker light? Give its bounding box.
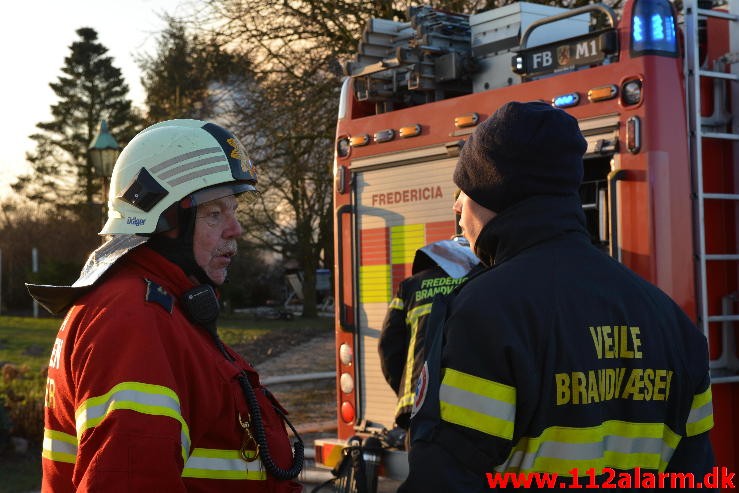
[454,113,479,128]
[350,134,370,147]
[588,85,618,102]
[399,124,422,138]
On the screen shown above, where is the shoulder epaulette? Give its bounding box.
[144,278,174,313]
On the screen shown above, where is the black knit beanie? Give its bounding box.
[453,101,586,213]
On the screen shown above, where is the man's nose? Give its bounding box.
[224,214,243,238]
[452,198,462,214]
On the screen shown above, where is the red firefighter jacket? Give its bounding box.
[41,246,302,492]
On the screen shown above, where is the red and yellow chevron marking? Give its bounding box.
[359,221,455,304]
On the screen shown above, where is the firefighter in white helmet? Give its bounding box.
[28,120,304,492]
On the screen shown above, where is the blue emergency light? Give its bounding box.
[552,93,580,109]
[631,0,678,56]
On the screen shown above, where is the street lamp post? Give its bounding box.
[88,120,120,223]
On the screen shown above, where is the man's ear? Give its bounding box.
[161,228,179,239]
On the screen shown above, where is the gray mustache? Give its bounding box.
[215,242,237,257]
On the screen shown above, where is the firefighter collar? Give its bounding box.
[26,235,149,315]
[417,239,480,279]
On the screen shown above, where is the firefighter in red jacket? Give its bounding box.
[28,120,303,492]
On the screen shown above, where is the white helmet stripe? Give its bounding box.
[158,155,226,181]
[168,166,231,186]
[150,147,222,174]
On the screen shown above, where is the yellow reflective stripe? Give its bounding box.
[686,387,714,436]
[360,265,391,303]
[389,297,404,310]
[396,302,433,414]
[498,421,681,474]
[75,382,191,463]
[439,368,516,439]
[442,368,516,404]
[406,303,432,330]
[42,428,78,464]
[397,391,414,410]
[182,448,267,480]
[391,224,425,264]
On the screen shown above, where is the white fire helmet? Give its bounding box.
[101,119,258,235]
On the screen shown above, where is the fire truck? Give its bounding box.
[315,0,739,481]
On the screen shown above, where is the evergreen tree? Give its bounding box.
[13,27,142,207]
[138,17,251,123]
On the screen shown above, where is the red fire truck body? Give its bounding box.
[317,0,739,480]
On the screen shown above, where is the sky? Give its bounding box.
[0,0,190,199]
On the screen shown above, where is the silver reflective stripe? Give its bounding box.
[44,436,78,456]
[439,384,515,423]
[687,400,712,426]
[42,429,79,464]
[495,421,682,475]
[77,389,181,428]
[159,155,226,180]
[168,166,230,186]
[75,383,191,462]
[182,448,267,480]
[686,386,713,436]
[498,435,676,472]
[150,147,222,174]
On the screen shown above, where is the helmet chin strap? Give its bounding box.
[147,205,214,287]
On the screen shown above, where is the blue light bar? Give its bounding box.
[552,93,580,109]
[631,0,678,57]
[633,16,644,42]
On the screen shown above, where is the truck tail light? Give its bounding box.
[626,116,641,153]
[339,343,353,365]
[340,373,354,394]
[341,401,355,423]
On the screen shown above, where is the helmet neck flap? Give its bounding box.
[147,204,214,287]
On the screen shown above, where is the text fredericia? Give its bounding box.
[371,186,443,206]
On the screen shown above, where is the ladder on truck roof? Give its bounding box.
[683,0,739,383]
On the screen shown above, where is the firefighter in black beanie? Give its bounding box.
[400,101,715,492]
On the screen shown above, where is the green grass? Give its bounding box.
[0,314,332,368]
[0,313,331,492]
[0,314,332,365]
[218,314,331,345]
[0,316,63,492]
[0,447,42,493]
[0,316,60,373]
